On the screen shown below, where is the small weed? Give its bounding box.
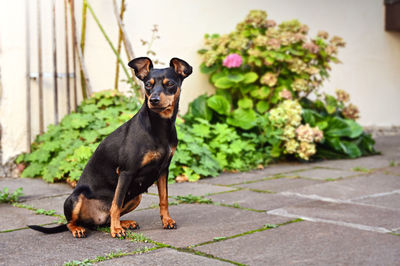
[0,187,23,203]
[352,166,370,173]
[64,259,92,266]
[97,226,110,233]
[125,231,152,243]
[213,236,227,241]
[232,203,241,208]
[325,178,338,182]
[389,161,397,167]
[264,224,279,229]
[35,208,56,216]
[173,194,213,204]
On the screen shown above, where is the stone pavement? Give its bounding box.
[0,135,399,266]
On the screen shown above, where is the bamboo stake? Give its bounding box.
[37,0,44,134]
[85,0,137,97]
[113,0,125,91]
[69,1,78,106]
[112,0,143,97]
[52,0,59,124]
[25,0,31,151]
[64,0,71,114]
[69,0,92,98]
[80,0,88,95]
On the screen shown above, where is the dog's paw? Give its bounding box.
[120,220,140,230]
[162,217,177,229]
[110,226,126,238]
[69,225,86,238]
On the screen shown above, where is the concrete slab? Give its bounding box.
[207,190,311,211]
[147,182,233,196]
[199,163,311,186]
[0,177,71,201]
[195,221,400,265]
[286,173,400,201]
[311,155,392,171]
[98,248,231,265]
[296,168,357,180]
[378,165,400,176]
[270,200,400,231]
[234,177,323,192]
[0,204,59,231]
[374,135,400,157]
[354,192,400,210]
[0,228,154,266]
[125,204,291,248]
[24,195,67,215]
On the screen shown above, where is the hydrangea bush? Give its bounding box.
[192,10,376,161]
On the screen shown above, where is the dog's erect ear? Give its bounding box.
[170,58,192,80]
[128,57,153,80]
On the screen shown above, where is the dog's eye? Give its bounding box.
[166,81,175,88]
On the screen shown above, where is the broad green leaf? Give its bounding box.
[227,108,257,130]
[207,95,231,115]
[200,63,218,74]
[227,73,244,83]
[214,77,235,89]
[325,117,363,138]
[242,72,258,84]
[238,98,253,109]
[256,101,270,113]
[188,94,213,121]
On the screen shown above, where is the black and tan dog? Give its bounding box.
[29,57,192,238]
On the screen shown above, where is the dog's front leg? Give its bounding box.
[157,173,176,229]
[110,171,131,238]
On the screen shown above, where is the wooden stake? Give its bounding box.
[64,0,71,114]
[69,0,78,107]
[25,0,32,151]
[80,0,88,95]
[52,0,59,124]
[113,0,125,91]
[37,0,44,134]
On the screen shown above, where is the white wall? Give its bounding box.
[1,0,400,163]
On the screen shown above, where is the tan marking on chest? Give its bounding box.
[141,151,162,167]
[170,146,177,157]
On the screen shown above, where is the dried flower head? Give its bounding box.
[285,139,299,154]
[342,104,360,120]
[330,35,346,47]
[317,30,329,39]
[298,142,316,160]
[279,89,293,100]
[336,89,350,102]
[296,124,315,143]
[261,72,278,87]
[265,19,277,28]
[302,42,320,54]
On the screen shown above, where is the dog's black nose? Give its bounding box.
[150,96,160,105]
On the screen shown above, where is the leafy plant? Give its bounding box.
[35,208,57,216]
[172,194,213,204]
[0,187,23,203]
[17,90,139,183]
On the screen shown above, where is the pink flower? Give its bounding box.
[223,53,242,68]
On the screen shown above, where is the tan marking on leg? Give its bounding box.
[121,194,142,216]
[120,220,139,230]
[67,194,86,238]
[110,180,125,238]
[141,151,161,167]
[157,174,176,229]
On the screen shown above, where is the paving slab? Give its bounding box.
[207,190,311,211]
[377,165,400,176]
[296,167,358,180]
[0,227,154,266]
[199,163,311,186]
[147,182,233,196]
[270,200,400,232]
[0,177,71,201]
[124,204,291,248]
[374,135,400,157]
[0,204,59,231]
[195,221,400,265]
[285,173,400,201]
[311,155,392,171]
[98,248,231,265]
[234,177,323,192]
[353,192,400,210]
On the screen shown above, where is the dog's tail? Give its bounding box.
[28,224,68,234]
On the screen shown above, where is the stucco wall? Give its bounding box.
[1,0,399,164]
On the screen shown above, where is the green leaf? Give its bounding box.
[227,73,244,83]
[256,101,270,113]
[188,94,213,121]
[207,95,231,115]
[214,77,235,89]
[238,98,253,109]
[200,63,218,74]
[242,72,258,84]
[325,117,363,138]
[227,108,257,130]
